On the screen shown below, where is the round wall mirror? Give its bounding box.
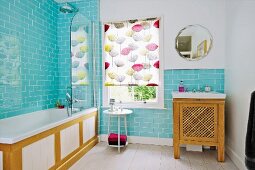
[175,25,213,61]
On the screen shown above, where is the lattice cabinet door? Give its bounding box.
[179,103,218,143]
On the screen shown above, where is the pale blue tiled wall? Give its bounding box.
[0,0,59,119]
[57,0,100,108]
[100,69,224,138]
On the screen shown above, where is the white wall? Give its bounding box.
[100,0,226,69]
[225,0,255,169]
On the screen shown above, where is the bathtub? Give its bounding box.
[0,107,98,170]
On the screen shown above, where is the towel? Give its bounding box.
[108,133,127,146]
[245,91,255,169]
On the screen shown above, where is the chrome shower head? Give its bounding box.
[59,3,78,14]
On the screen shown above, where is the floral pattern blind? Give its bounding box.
[104,17,160,86]
[71,24,89,86]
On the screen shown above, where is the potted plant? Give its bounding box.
[55,100,64,109]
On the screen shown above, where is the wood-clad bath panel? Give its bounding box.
[22,135,54,170]
[0,151,2,170]
[83,116,96,143]
[0,110,98,170]
[60,124,80,159]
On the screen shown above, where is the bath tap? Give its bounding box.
[66,93,80,116]
[66,93,72,116]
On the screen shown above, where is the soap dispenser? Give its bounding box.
[178,81,185,92]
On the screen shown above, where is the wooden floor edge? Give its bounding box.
[51,137,99,170]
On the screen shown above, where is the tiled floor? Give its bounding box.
[70,142,238,170]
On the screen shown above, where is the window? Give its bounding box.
[103,17,164,108]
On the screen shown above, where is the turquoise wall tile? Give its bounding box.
[101,69,224,139]
[0,0,59,119]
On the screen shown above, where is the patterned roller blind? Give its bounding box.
[104,17,160,86]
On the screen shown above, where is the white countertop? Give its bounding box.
[172,91,226,99]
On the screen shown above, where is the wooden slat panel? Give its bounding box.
[0,151,3,170]
[3,149,22,170]
[55,132,61,163]
[60,124,79,159]
[79,121,84,146]
[179,103,218,143]
[22,135,55,170]
[49,136,98,170]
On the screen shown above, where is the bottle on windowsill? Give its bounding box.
[178,81,185,92]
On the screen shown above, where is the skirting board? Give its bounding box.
[226,145,246,170]
[99,134,173,146]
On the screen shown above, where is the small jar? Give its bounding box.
[205,85,211,92]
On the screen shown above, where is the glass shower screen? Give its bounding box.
[70,13,94,113]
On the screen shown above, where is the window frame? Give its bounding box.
[102,16,164,109]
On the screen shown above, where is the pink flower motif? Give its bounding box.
[146,43,158,51]
[105,62,110,70]
[153,60,159,69]
[132,64,144,72]
[104,24,110,32]
[153,20,159,28]
[121,47,131,55]
[132,24,143,32]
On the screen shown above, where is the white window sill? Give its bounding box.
[101,105,167,110]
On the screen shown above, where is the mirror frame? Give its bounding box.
[175,24,213,61]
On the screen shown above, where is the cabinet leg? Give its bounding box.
[218,103,225,162]
[173,102,180,159]
[217,144,225,162]
[173,141,180,159]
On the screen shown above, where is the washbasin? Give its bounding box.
[172,91,226,99]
